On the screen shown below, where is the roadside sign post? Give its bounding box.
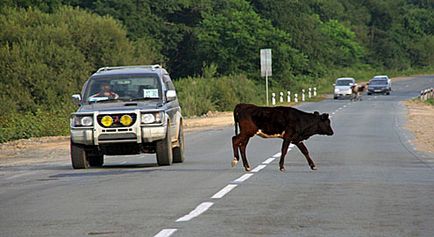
[260,49,272,106]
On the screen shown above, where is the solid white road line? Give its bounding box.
[211,184,237,199]
[154,229,177,237]
[176,202,214,222]
[262,157,275,164]
[251,164,266,173]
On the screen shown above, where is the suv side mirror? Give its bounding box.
[166,90,177,102]
[72,94,82,106]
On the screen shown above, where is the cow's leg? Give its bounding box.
[279,139,291,172]
[296,142,317,170]
[231,135,241,167]
[239,137,251,171]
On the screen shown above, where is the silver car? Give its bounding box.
[333,77,355,99]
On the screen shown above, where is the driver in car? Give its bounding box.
[91,83,119,99]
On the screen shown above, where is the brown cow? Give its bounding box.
[231,104,334,172]
[351,84,367,101]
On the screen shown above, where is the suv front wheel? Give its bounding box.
[71,141,90,169]
[156,126,173,166]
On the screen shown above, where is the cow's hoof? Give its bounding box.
[310,166,317,170]
[231,159,238,167]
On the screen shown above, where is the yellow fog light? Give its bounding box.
[101,115,113,127]
[120,115,133,126]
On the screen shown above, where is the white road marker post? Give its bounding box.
[272,93,276,106]
[260,49,272,106]
[279,92,284,103]
[314,87,317,97]
[308,88,312,99]
[302,89,305,102]
[294,93,298,103]
[287,91,291,103]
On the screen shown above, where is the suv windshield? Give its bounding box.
[370,80,387,85]
[336,80,353,86]
[83,74,162,103]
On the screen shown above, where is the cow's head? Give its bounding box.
[314,111,334,136]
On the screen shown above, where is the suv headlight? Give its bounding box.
[71,115,93,127]
[141,112,163,124]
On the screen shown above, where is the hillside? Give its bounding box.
[0,0,433,142]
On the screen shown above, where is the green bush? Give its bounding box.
[0,109,70,143]
[175,74,262,117]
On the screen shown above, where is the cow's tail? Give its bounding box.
[233,105,239,136]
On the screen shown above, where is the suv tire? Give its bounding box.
[173,124,185,163]
[156,126,173,166]
[88,155,104,167]
[71,141,89,169]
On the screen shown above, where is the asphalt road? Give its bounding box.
[1,75,434,237]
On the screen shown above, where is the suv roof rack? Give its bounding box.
[96,64,162,73]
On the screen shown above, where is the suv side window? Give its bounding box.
[163,74,175,91]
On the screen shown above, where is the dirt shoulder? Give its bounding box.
[404,100,434,153]
[0,112,234,166]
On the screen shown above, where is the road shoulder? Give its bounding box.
[0,112,234,166]
[404,100,434,153]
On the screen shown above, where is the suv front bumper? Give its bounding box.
[71,126,166,145]
[70,111,167,146]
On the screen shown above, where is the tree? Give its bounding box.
[196,0,307,81]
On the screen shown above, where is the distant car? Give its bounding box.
[367,75,391,95]
[333,77,356,99]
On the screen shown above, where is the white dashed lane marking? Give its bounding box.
[232,174,254,183]
[156,150,293,235]
[154,229,177,237]
[251,164,267,173]
[211,184,238,199]
[262,158,275,164]
[176,202,214,222]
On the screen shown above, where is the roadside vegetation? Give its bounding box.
[425,99,434,106]
[0,0,433,142]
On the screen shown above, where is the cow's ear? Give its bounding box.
[314,111,320,116]
[320,113,329,120]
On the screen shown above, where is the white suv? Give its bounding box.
[70,65,184,169]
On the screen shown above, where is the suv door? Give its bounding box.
[162,74,180,140]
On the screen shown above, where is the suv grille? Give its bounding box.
[97,113,137,128]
